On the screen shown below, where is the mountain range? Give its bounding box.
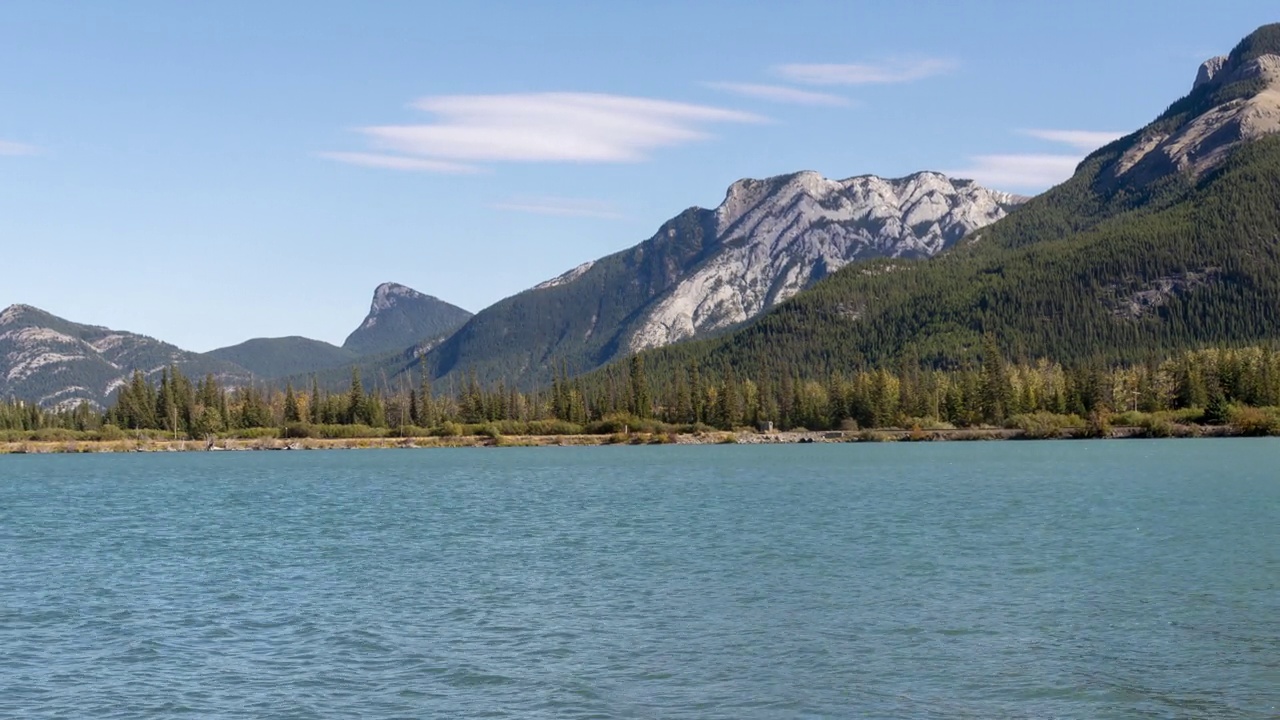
[406,171,1021,390]
[5,23,1280,410]
[0,304,248,409]
[2,169,1020,406]
[202,283,473,380]
[1,283,471,408]
[620,23,1280,383]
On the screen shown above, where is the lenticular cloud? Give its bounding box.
[322,92,762,173]
[772,58,956,86]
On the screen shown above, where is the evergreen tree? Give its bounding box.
[419,374,435,427]
[979,334,1012,424]
[283,383,301,424]
[347,369,365,425]
[1204,376,1230,425]
[309,376,322,424]
[628,355,651,418]
[407,387,420,426]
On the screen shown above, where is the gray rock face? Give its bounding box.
[626,171,1023,351]
[0,304,247,409]
[422,169,1023,388]
[341,283,472,356]
[1112,53,1280,186]
[1194,55,1229,90]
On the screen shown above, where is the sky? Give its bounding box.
[2,1,1277,351]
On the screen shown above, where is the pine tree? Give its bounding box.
[628,355,651,418]
[420,374,435,427]
[347,369,365,425]
[407,387,419,426]
[122,370,158,429]
[1204,376,1230,425]
[689,363,704,424]
[309,376,322,424]
[979,334,1012,424]
[1174,356,1208,409]
[155,368,178,435]
[283,383,301,424]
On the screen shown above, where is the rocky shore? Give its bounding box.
[0,424,1262,455]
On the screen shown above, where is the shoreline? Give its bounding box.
[0,424,1265,454]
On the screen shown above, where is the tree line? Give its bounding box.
[6,341,1278,439]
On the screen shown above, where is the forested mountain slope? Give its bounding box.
[205,336,358,379]
[623,24,1280,383]
[413,171,1020,387]
[341,282,473,357]
[202,282,471,383]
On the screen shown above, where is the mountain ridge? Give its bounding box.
[341,282,473,357]
[409,169,1021,388]
[611,23,1280,383]
[627,170,1024,352]
[2,281,475,406]
[204,336,358,379]
[0,304,250,409]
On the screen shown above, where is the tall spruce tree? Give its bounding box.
[979,334,1012,424]
[628,355,651,418]
[347,369,365,425]
[283,383,301,424]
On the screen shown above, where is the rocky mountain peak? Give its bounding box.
[423,167,1024,388]
[1224,23,1280,69]
[1109,24,1280,188]
[1194,55,1228,90]
[367,282,423,319]
[0,306,248,409]
[342,283,472,356]
[1190,24,1280,94]
[627,170,1023,352]
[0,304,48,327]
[0,304,27,326]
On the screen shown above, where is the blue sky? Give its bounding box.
[2,1,1276,351]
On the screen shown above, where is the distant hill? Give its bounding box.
[341,282,473,357]
[619,23,1280,381]
[200,282,472,384]
[1,282,474,406]
[0,304,249,409]
[204,336,357,379]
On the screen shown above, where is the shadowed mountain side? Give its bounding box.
[342,282,473,357]
[412,172,1021,389]
[204,337,358,379]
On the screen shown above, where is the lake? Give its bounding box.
[1,441,1277,718]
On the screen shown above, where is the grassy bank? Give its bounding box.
[0,421,1272,454]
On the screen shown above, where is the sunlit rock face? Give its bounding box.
[626,171,1023,351]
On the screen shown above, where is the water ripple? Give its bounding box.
[1,441,1278,718]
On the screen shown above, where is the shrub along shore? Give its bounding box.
[0,408,1274,454]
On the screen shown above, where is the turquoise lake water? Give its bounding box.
[1,441,1278,718]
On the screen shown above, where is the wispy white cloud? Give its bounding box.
[493,195,623,219]
[944,154,1083,190]
[773,58,956,86]
[702,82,850,106]
[316,151,482,174]
[323,92,764,173]
[1019,129,1125,152]
[947,128,1128,190]
[0,140,39,156]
